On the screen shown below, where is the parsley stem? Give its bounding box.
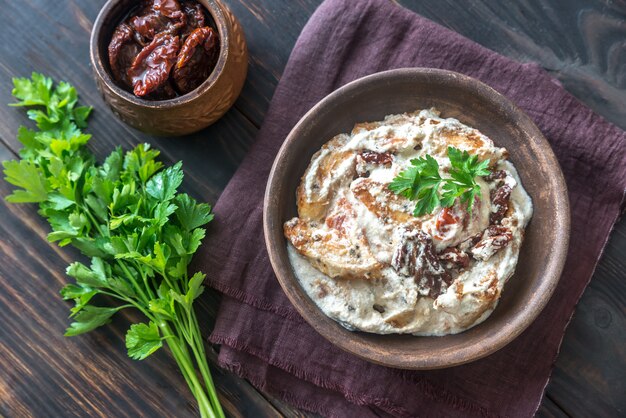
[116,260,151,306]
[97,290,143,312]
[188,310,223,417]
[161,322,217,418]
[134,261,156,300]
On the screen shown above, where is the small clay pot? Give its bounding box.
[90,0,248,136]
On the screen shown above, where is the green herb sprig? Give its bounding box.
[389,147,490,216]
[3,73,224,418]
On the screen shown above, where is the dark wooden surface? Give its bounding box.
[0,0,623,417]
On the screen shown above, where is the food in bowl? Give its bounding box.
[108,0,219,99]
[284,108,533,336]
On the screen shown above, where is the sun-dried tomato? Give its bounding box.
[172,27,219,94]
[108,23,141,86]
[355,151,393,177]
[471,225,513,261]
[490,184,512,224]
[153,0,184,18]
[485,170,507,183]
[143,80,178,100]
[129,0,185,45]
[360,151,393,165]
[181,0,207,35]
[128,33,180,97]
[391,227,452,298]
[438,247,470,270]
[433,207,460,240]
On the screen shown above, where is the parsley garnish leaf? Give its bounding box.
[389,146,491,216]
[389,155,445,216]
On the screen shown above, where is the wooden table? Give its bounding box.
[0,1,623,417]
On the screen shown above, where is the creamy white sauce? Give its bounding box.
[286,109,533,336]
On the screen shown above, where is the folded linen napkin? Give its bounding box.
[195,0,626,416]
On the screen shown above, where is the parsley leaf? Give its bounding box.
[174,193,214,231]
[442,147,490,214]
[389,155,445,216]
[389,147,491,216]
[64,305,121,336]
[388,163,421,200]
[3,159,48,202]
[10,73,52,107]
[146,161,183,201]
[126,322,163,360]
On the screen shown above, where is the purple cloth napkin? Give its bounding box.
[196,0,626,416]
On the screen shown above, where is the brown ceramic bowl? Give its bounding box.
[90,0,248,136]
[264,68,570,369]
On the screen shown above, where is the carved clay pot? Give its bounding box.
[90,0,248,136]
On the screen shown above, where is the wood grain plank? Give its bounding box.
[397,0,626,129]
[224,0,321,125]
[536,395,571,418]
[544,223,626,417]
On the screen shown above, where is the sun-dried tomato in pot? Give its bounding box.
[172,26,219,94]
[154,0,185,18]
[142,79,178,100]
[181,0,207,35]
[107,0,219,100]
[108,23,141,87]
[130,0,185,45]
[128,33,180,97]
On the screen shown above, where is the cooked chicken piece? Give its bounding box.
[425,121,507,165]
[347,112,426,153]
[350,111,425,134]
[285,197,382,279]
[435,269,501,327]
[296,134,356,221]
[350,178,429,225]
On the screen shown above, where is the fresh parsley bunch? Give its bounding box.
[389,147,491,216]
[3,73,224,418]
